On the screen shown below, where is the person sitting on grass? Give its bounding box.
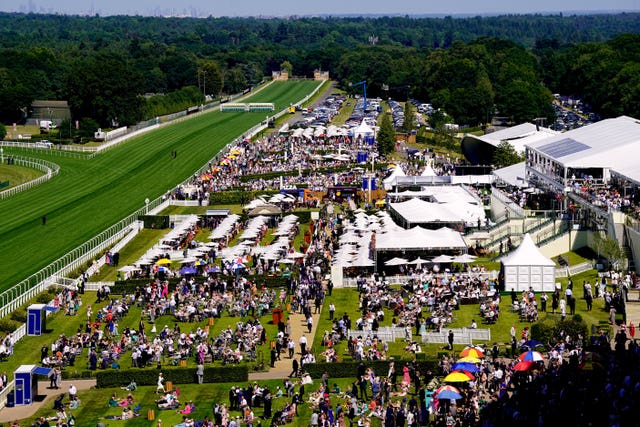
[68,396,81,410]
[108,393,119,407]
[121,380,137,391]
[156,391,180,410]
[174,415,195,427]
[177,400,195,415]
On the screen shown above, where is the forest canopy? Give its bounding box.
[0,12,639,127]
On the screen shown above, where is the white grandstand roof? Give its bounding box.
[461,123,558,164]
[526,116,640,169]
[471,123,558,153]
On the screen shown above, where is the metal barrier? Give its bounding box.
[0,156,60,200]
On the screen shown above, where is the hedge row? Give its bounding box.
[208,190,278,205]
[302,359,439,379]
[96,365,248,388]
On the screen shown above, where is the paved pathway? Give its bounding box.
[249,308,321,381]
[0,379,96,423]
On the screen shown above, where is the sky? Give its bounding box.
[3,0,640,17]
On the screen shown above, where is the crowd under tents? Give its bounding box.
[501,233,556,292]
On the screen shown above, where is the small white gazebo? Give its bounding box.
[501,234,555,292]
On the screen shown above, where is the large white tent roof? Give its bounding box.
[389,197,485,226]
[376,226,467,251]
[501,234,555,267]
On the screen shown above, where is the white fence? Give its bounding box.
[0,156,60,200]
[555,261,594,278]
[340,271,500,288]
[421,328,491,345]
[347,326,409,342]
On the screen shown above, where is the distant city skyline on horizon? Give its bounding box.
[2,0,639,18]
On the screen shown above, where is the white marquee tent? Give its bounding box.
[389,198,485,227]
[383,166,407,190]
[501,234,555,292]
[376,226,467,251]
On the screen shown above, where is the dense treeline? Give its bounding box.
[0,12,639,127]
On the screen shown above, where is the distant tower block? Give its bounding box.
[314,70,330,81]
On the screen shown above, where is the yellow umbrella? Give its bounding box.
[457,356,481,363]
[155,258,172,265]
[443,371,474,382]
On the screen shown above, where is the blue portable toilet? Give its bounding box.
[356,152,368,163]
[27,304,46,336]
[13,365,52,406]
[365,135,375,145]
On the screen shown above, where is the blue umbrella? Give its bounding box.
[180,266,197,275]
[435,386,462,400]
[231,262,246,270]
[451,362,479,373]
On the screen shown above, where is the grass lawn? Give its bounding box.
[0,163,44,189]
[22,378,363,427]
[0,80,322,291]
[552,251,589,267]
[315,269,609,360]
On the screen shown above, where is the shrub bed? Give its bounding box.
[96,365,248,388]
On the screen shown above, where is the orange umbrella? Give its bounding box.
[459,346,485,359]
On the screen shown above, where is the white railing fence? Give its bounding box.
[0,156,60,200]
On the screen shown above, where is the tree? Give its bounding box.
[223,66,247,95]
[0,122,6,140]
[280,60,293,75]
[594,233,625,270]
[492,140,524,167]
[402,101,414,134]
[199,62,223,97]
[377,113,395,156]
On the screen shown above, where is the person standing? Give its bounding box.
[307,316,313,333]
[299,335,307,355]
[540,293,548,312]
[157,373,165,393]
[329,302,335,320]
[289,358,299,378]
[196,363,204,384]
[447,330,454,350]
[287,338,295,359]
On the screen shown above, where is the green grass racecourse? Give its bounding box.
[0,80,322,290]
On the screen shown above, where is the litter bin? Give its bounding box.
[271,308,283,325]
[6,390,14,407]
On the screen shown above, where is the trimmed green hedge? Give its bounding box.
[96,365,248,388]
[302,359,438,379]
[209,190,279,205]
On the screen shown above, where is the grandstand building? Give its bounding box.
[525,116,640,190]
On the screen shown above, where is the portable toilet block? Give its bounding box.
[13,365,42,405]
[27,304,46,336]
